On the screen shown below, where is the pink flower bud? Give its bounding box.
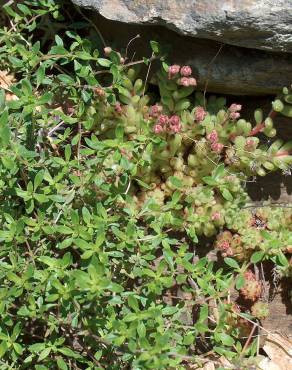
[179,77,190,87]
[171,123,182,133]
[245,139,256,150]
[67,107,75,115]
[149,104,163,118]
[188,77,197,86]
[168,115,181,133]
[169,115,180,126]
[229,103,242,112]
[219,240,230,251]
[158,114,169,126]
[115,102,123,114]
[180,65,192,77]
[154,124,164,134]
[194,106,207,122]
[207,129,218,143]
[222,247,234,257]
[104,46,112,56]
[230,112,240,120]
[168,64,180,78]
[211,142,224,153]
[211,211,221,221]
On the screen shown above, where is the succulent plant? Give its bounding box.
[80,57,292,247]
[251,301,269,320]
[225,302,252,337]
[240,271,262,302]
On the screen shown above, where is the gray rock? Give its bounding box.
[72,0,292,53]
[90,15,292,95]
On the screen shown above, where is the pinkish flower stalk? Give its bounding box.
[149,104,163,118]
[168,64,180,79]
[207,129,218,143]
[115,102,123,114]
[211,212,221,221]
[194,106,207,122]
[169,115,181,133]
[169,115,180,126]
[170,123,182,133]
[229,103,242,112]
[188,77,197,86]
[158,114,169,126]
[180,65,192,77]
[230,112,240,120]
[153,124,164,134]
[211,142,224,153]
[179,77,190,87]
[245,139,256,150]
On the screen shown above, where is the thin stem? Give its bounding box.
[249,110,277,136]
[143,52,154,96]
[74,5,106,48]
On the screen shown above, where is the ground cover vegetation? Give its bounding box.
[0,1,291,369]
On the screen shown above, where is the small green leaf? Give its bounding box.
[13,342,23,355]
[36,65,45,87]
[221,189,233,201]
[213,164,225,179]
[57,74,75,84]
[202,176,217,186]
[34,170,44,190]
[0,341,8,357]
[235,274,245,289]
[97,58,112,67]
[17,4,31,15]
[57,358,68,370]
[169,176,182,188]
[224,258,240,270]
[0,110,10,147]
[276,252,289,267]
[215,331,234,346]
[58,347,79,358]
[38,347,51,361]
[251,251,265,263]
[150,40,160,54]
[137,322,146,338]
[128,295,139,312]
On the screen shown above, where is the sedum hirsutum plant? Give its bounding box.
[0,1,291,369]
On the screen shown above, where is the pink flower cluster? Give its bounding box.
[245,138,256,150]
[218,240,233,256]
[207,130,218,143]
[149,104,163,118]
[179,77,197,87]
[211,211,221,221]
[168,65,197,86]
[115,102,123,114]
[228,103,242,120]
[207,129,224,153]
[168,64,180,78]
[153,114,182,134]
[194,106,207,122]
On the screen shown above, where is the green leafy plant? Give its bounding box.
[0,1,291,369]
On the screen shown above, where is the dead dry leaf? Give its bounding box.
[0,69,18,101]
[202,362,215,370]
[261,333,292,370]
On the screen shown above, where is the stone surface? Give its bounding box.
[90,15,292,95]
[72,0,292,53]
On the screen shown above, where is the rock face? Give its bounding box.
[71,0,292,95]
[72,0,292,52]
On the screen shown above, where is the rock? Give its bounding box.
[71,0,292,53]
[87,15,292,95]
